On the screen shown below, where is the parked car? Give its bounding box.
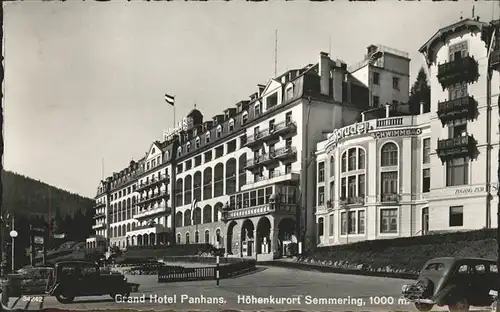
[402,257,498,312]
[2,266,53,296]
[45,261,139,304]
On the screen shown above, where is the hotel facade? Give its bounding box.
[87,45,411,255]
[315,17,500,246]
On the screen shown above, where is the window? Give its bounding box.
[205,151,212,162]
[358,210,365,234]
[255,103,261,116]
[242,112,248,125]
[196,137,200,148]
[318,186,325,206]
[285,164,292,174]
[329,214,334,236]
[348,149,356,171]
[195,155,202,166]
[449,82,467,100]
[177,147,182,157]
[423,169,430,193]
[358,174,365,197]
[392,77,400,90]
[373,72,380,85]
[449,206,463,227]
[269,119,275,131]
[318,218,324,237]
[423,138,430,164]
[358,149,365,169]
[381,143,398,166]
[205,230,210,243]
[373,96,380,106]
[195,231,199,243]
[285,111,292,124]
[185,233,190,244]
[329,181,334,203]
[446,158,469,186]
[341,211,359,235]
[216,126,222,138]
[449,120,467,138]
[330,156,335,177]
[318,162,325,182]
[380,208,398,234]
[177,233,181,244]
[381,171,398,196]
[186,143,191,153]
[229,120,234,132]
[341,152,347,172]
[206,132,211,144]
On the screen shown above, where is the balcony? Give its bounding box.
[93,212,106,220]
[137,191,170,207]
[274,120,297,136]
[436,135,476,162]
[273,146,297,161]
[340,196,365,206]
[92,223,106,230]
[136,174,170,192]
[133,205,171,221]
[243,171,300,191]
[245,132,267,149]
[437,56,479,90]
[93,202,106,209]
[222,203,296,221]
[490,49,500,71]
[437,96,477,126]
[381,193,400,204]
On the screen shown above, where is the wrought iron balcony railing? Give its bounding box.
[437,56,479,89]
[437,96,477,125]
[381,193,399,203]
[436,135,476,162]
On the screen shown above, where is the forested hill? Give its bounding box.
[1,170,94,217]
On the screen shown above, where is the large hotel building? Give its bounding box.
[315,17,500,246]
[87,16,500,255]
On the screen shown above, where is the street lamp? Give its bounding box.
[9,229,17,272]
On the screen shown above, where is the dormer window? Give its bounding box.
[255,103,261,116]
[206,132,211,144]
[193,128,198,137]
[165,151,170,160]
[217,125,222,138]
[242,111,248,124]
[146,162,150,170]
[177,147,182,157]
[229,119,235,132]
[196,137,201,148]
[187,142,191,153]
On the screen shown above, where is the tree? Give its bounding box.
[408,67,431,115]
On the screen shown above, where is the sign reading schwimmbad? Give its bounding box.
[372,128,422,139]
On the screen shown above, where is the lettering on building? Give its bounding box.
[372,128,422,139]
[455,186,485,195]
[325,122,370,151]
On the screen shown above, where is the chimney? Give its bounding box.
[332,60,345,102]
[385,104,391,118]
[319,52,330,96]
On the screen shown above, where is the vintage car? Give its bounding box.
[402,257,498,312]
[45,261,139,303]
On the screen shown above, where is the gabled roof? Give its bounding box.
[419,18,488,54]
[261,78,283,97]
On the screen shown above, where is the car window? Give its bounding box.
[458,264,469,274]
[475,264,486,274]
[491,264,498,273]
[61,266,76,275]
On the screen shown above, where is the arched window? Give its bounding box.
[381,142,398,166]
[177,233,181,244]
[205,230,210,243]
[238,154,247,190]
[206,132,211,144]
[203,205,212,223]
[177,146,182,157]
[185,232,190,244]
[216,228,221,244]
[214,163,224,197]
[193,171,202,201]
[176,178,183,208]
[358,149,366,169]
[341,152,347,173]
[184,175,192,205]
[195,137,201,148]
[225,158,237,194]
[216,125,222,138]
[228,119,235,132]
[186,142,191,153]
[175,211,183,227]
[203,167,212,200]
[184,209,192,226]
[195,231,200,243]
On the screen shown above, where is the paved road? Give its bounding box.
[4,266,495,311]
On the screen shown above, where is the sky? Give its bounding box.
[4,1,499,199]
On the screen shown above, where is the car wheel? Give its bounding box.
[415,303,434,311]
[55,291,75,304]
[449,298,470,312]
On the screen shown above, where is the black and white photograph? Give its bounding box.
[2,1,500,311]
